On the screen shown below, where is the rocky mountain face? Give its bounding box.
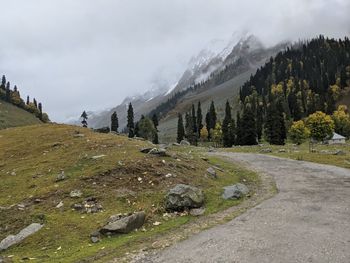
[71,34,289,131]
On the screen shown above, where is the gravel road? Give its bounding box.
[136,152,350,263]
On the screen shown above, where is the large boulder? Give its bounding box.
[0,223,43,251]
[206,167,217,178]
[165,184,204,211]
[99,212,146,235]
[222,183,249,200]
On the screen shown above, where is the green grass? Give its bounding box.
[0,124,260,262]
[224,141,350,169]
[0,100,42,130]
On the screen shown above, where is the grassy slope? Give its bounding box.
[0,100,42,130]
[224,142,350,169]
[0,124,259,262]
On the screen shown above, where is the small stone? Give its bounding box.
[222,183,249,200]
[206,167,217,178]
[91,155,106,160]
[56,201,64,208]
[165,173,172,178]
[56,171,66,182]
[189,207,205,216]
[70,190,82,198]
[153,221,161,226]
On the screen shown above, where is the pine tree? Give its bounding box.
[152,114,159,130]
[153,132,159,144]
[209,101,217,130]
[241,106,257,145]
[222,100,233,147]
[38,103,43,120]
[26,96,30,105]
[5,82,11,102]
[265,101,286,145]
[81,111,88,128]
[127,103,135,138]
[111,111,119,132]
[177,113,185,143]
[191,104,197,134]
[196,101,203,137]
[1,75,6,88]
[33,98,38,108]
[205,112,211,140]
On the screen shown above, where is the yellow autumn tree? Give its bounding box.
[332,105,350,138]
[289,120,310,145]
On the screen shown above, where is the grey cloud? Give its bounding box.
[0,0,348,121]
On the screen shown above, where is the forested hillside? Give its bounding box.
[240,36,350,122]
[0,75,49,129]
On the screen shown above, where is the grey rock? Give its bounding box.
[189,207,206,216]
[206,167,217,178]
[222,183,249,200]
[100,211,146,235]
[90,231,101,243]
[172,142,181,146]
[278,149,287,153]
[334,150,346,156]
[180,140,190,146]
[55,171,66,182]
[0,223,43,251]
[165,184,204,211]
[73,133,85,138]
[70,189,82,198]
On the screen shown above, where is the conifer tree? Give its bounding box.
[205,112,211,140]
[38,102,43,120]
[265,101,286,145]
[81,111,88,128]
[196,101,203,137]
[191,104,197,134]
[152,114,159,131]
[111,111,119,132]
[209,101,217,130]
[241,106,257,145]
[1,75,6,88]
[222,100,233,147]
[177,113,185,143]
[127,103,135,138]
[26,96,30,105]
[5,82,11,102]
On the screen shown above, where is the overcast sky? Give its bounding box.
[0,0,349,122]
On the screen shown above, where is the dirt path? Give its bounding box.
[135,152,350,263]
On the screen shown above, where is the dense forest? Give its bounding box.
[0,75,49,122]
[176,36,350,146]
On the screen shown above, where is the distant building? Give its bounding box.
[327,132,346,145]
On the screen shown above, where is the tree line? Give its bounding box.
[0,75,50,122]
[80,102,159,144]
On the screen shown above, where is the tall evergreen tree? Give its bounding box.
[191,104,197,134]
[127,103,135,138]
[205,111,211,140]
[265,101,286,145]
[81,111,88,128]
[196,101,203,137]
[38,103,43,120]
[241,106,257,145]
[152,114,159,130]
[177,113,185,143]
[222,100,233,147]
[111,111,119,132]
[1,75,6,88]
[209,100,217,130]
[26,96,30,105]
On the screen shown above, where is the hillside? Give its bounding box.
[0,100,42,129]
[0,124,259,262]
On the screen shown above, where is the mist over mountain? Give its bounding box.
[73,33,286,129]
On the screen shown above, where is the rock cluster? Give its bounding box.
[72,197,103,213]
